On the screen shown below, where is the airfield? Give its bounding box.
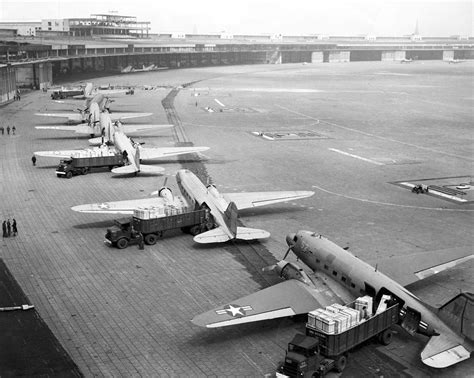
[0,60,473,376]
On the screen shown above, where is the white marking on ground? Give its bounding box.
[329,148,384,165]
[214,99,225,107]
[311,184,474,212]
[277,106,473,162]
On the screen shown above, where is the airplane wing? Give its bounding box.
[34,149,86,158]
[191,279,341,328]
[367,248,474,287]
[139,146,209,160]
[35,125,92,134]
[193,226,270,244]
[111,164,165,175]
[121,124,174,133]
[35,112,83,122]
[109,112,152,121]
[421,334,471,368]
[71,197,167,214]
[223,191,314,210]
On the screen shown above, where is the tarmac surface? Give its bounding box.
[0,61,473,377]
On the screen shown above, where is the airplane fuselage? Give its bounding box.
[289,231,469,354]
[176,169,234,238]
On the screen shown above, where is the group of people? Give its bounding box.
[2,219,18,238]
[0,125,16,135]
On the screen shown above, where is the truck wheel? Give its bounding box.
[144,234,157,245]
[66,171,73,179]
[116,238,129,249]
[334,355,347,373]
[181,226,191,234]
[378,329,393,346]
[81,167,88,175]
[190,225,202,236]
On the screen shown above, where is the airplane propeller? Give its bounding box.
[262,245,294,272]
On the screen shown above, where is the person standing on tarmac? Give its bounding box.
[6,219,11,237]
[2,221,6,238]
[12,126,16,135]
[0,125,4,135]
[32,155,37,166]
[12,219,18,236]
[6,126,10,135]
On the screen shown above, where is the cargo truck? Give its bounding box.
[50,88,84,99]
[56,154,124,178]
[277,299,399,377]
[105,209,212,249]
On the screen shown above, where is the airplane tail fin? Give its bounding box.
[223,201,238,237]
[438,292,473,341]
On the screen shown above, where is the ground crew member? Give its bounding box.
[6,126,10,135]
[6,219,11,237]
[2,221,6,238]
[12,126,16,135]
[0,126,4,135]
[32,155,37,166]
[12,219,17,236]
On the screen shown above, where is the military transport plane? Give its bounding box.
[36,131,209,175]
[35,94,152,126]
[36,105,171,141]
[71,169,314,243]
[192,230,473,368]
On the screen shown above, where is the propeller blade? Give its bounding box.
[282,246,292,261]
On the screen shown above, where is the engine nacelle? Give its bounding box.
[158,187,173,202]
[277,261,312,286]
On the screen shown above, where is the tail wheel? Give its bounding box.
[334,355,347,373]
[116,238,129,249]
[378,329,393,346]
[144,233,157,245]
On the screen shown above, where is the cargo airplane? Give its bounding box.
[192,230,473,369]
[35,130,209,175]
[71,169,314,243]
[36,103,171,140]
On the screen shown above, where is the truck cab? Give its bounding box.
[278,334,328,378]
[56,159,75,178]
[105,218,141,249]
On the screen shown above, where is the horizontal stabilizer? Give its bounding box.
[191,279,337,328]
[193,226,270,244]
[35,112,82,122]
[421,336,470,368]
[111,164,164,175]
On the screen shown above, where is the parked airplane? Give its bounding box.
[447,58,465,64]
[71,169,314,243]
[35,106,169,140]
[192,230,473,368]
[35,98,152,126]
[35,132,209,176]
[121,64,161,73]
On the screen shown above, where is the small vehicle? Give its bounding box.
[56,155,124,178]
[105,209,211,249]
[50,88,84,99]
[277,301,399,377]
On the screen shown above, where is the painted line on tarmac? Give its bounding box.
[311,184,474,212]
[277,106,473,162]
[214,99,225,107]
[329,148,384,165]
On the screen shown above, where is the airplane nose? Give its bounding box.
[286,233,296,247]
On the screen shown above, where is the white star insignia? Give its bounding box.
[98,203,110,209]
[215,304,253,318]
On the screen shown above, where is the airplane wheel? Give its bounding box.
[116,238,129,249]
[66,171,73,179]
[144,233,157,245]
[334,355,347,373]
[378,329,393,346]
